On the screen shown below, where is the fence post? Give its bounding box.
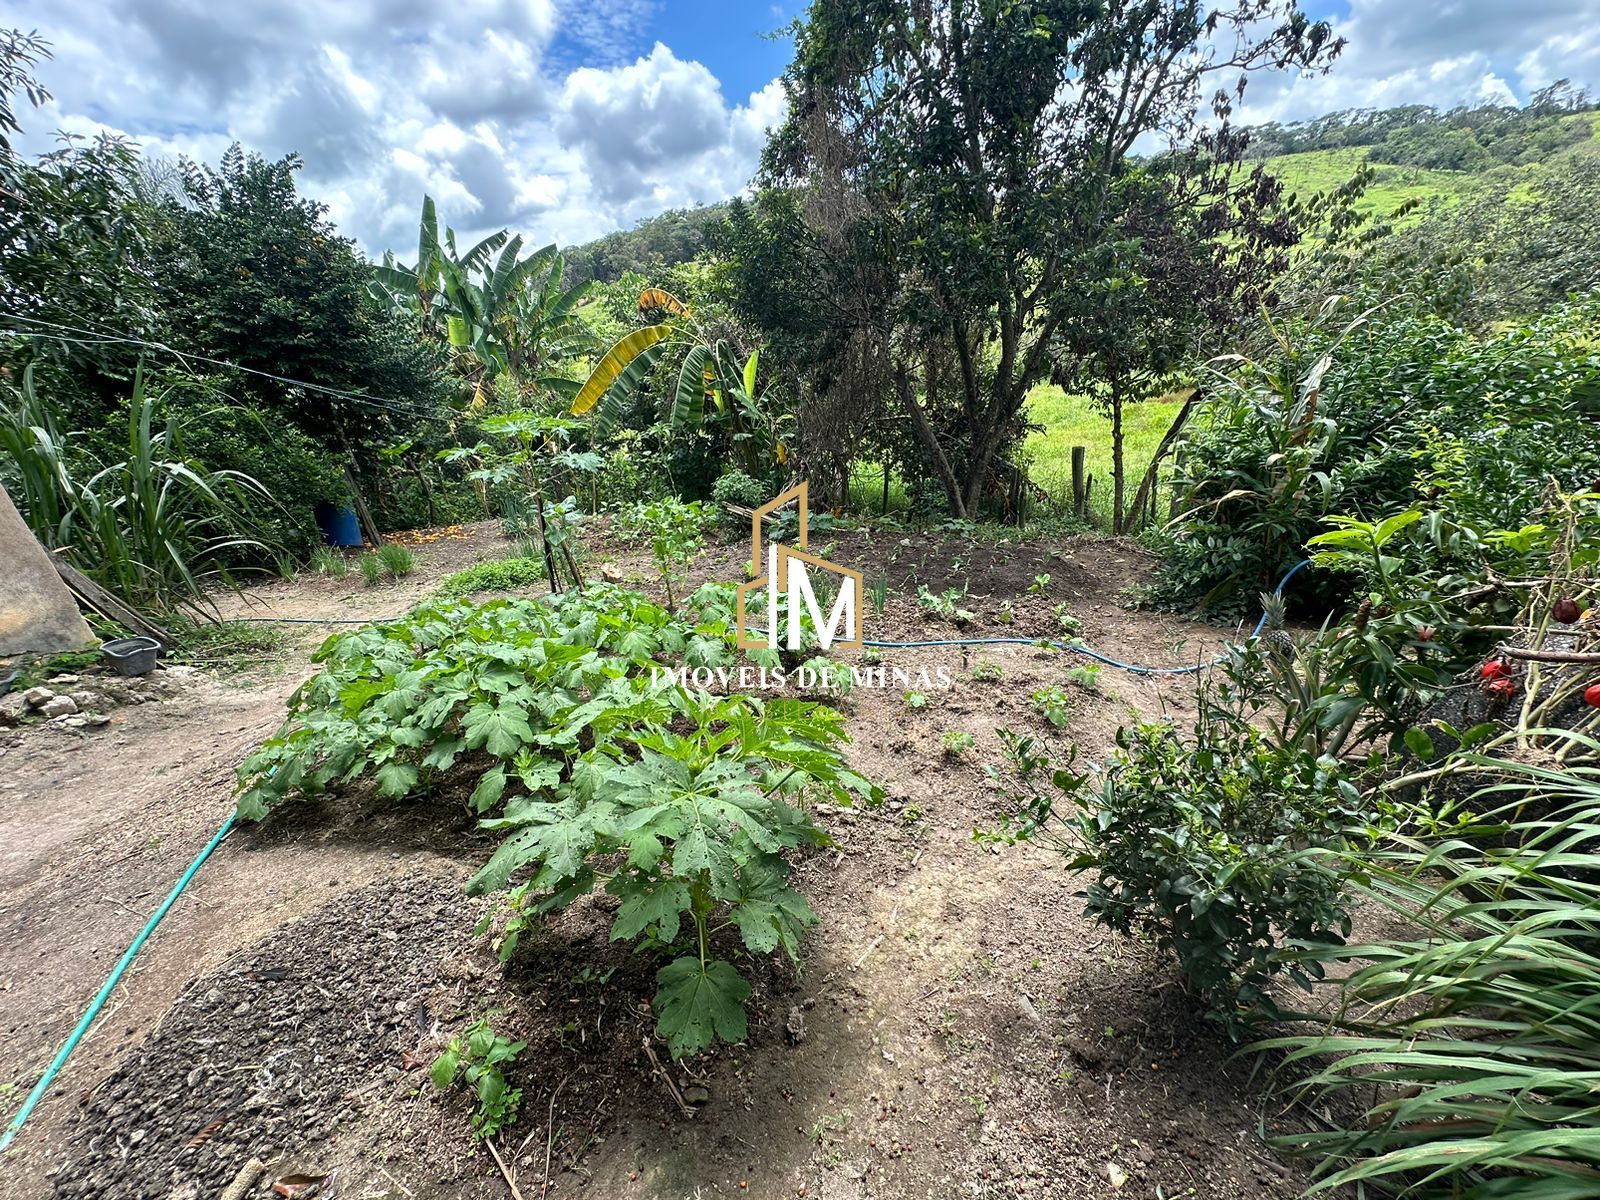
[1071,446,1087,518]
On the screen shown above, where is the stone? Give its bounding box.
[22,686,54,708]
[0,693,27,725]
[1106,1163,1128,1189]
[41,695,78,718]
[681,1085,711,1105]
[0,484,96,655]
[599,563,625,584]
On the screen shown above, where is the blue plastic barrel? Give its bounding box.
[314,502,364,547]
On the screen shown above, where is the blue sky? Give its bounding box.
[2,0,1597,255]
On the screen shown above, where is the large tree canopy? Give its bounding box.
[758,0,1341,521]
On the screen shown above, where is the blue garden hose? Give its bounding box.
[0,813,237,1154]
[0,559,1313,1152]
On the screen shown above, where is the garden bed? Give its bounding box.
[0,521,1316,1199]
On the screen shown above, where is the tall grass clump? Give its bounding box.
[378,543,415,578]
[1263,734,1600,1197]
[0,365,272,614]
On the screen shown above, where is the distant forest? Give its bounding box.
[1243,79,1596,169]
[563,203,729,287]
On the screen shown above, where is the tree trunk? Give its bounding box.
[895,364,965,517]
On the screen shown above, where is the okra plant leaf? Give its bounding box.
[652,956,751,1059]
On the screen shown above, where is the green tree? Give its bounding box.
[0,30,155,406]
[150,147,449,454]
[755,0,1340,518]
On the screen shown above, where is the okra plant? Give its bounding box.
[236,582,878,1059]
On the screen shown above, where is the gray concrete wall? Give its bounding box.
[0,483,95,656]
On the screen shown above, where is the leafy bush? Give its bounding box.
[1028,716,1367,1035]
[237,585,878,1058]
[616,497,716,610]
[1156,295,1600,617]
[1264,734,1600,1196]
[436,556,547,597]
[431,1017,525,1139]
[710,469,767,509]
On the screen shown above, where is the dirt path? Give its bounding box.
[1,523,1320,1199]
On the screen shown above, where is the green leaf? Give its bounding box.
[671,345,712,427]
[463,702,535,759]
[430,1048,461,1090]
[652,956,751,1059]
[375,760,420,798]
[571,324,674,416]
[1403,727,1436,762]
[610,878,691,943]
[471,767,507,812]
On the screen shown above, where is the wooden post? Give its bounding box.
[881,462,891,514]
[344,466,384,548]
[1071,446,1087,518]
[51,556,174,648]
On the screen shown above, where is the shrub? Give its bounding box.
[991,696,1370,1035]
[710,469,767,509]
[615,497,716,610]
[1155,296,1600,617]
[436,556,546,597]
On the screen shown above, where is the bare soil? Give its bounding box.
[0,519,1324,1200]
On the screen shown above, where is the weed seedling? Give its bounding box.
[941,730,974,758]
[1030,686,1070,728]
[431,1017,526,1138]
[1029,573,1051,595]
[904,690,929,711]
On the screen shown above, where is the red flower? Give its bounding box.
[1480,660,1511,681]
[1485,677,1516,701]
[1585,682,1600,709]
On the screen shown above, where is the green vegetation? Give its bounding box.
[0,365,270,614]
[236,583,877,1058]
[309,546,349,578]
[1023,387,1186,522]
[435,556,547,598]
[377,543,415,579]
[357,552,382,587]
[430,1018,525,1139]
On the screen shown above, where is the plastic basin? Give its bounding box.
[101,636,162,677]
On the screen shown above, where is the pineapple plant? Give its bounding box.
[1258,592,1295,657]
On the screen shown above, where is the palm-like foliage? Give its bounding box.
[0,364,271,614]
[1263,733,1600,1198]
[371,195,595,401]
[569,288,788,473]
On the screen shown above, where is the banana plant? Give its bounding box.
[371,196,595,402]
[569,288,789,473]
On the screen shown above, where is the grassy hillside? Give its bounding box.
[1259,111,1600,221]
[1023,386,1187,523]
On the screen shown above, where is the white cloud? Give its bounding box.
[0,0,779,255]
[5,0,1595,261]
[1233,0,1600,126]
